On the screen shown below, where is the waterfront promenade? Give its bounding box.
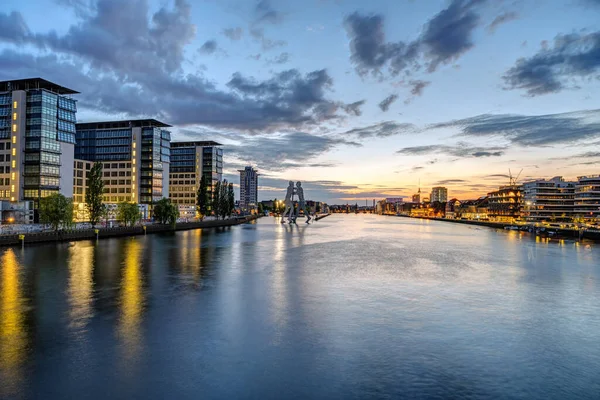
[0,215,258,247]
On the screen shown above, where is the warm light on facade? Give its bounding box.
[11,173,15,180]
[11,148,15,156]
[12,136,16,144]
[12,113,17,121]
[13,101,17,109]
[11,161,16,169]
[12,124,17,133]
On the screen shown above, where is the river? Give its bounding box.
[1,215,599,399]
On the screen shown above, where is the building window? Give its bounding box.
[13,101,17,109]
[12,125,17,133]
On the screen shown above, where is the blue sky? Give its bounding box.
[1,0,599,203]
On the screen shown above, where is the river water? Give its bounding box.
[1,215,599,399]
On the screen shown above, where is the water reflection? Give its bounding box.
[117,238,144,365]
[67,243,95,336]
[0,249,27,399]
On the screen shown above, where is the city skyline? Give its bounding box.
[1,0,599,203]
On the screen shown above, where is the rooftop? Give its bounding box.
[76,119,172,129]
[0,77,79,95]
[171,141,223,147]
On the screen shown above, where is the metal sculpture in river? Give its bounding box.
[280,181,312,224]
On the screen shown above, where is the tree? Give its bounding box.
[227,182,235,217]
[213,180,222,219]
[197,174,209,219]
[154,198,179,226]
[39,193,74,231]
[85,162,105,227]
[117,202,141,227]
[258,202,264,215]
[315,203,321,214]
[218,179,229,219]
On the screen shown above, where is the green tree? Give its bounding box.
[258,202,264,215]
[85,162,105,227]
[227,182,235,217]
[315,203,321,213]
[154,198,180,226]
[197,174,209,219]
[218,179,229,219]
[39,193,74,231]
[213,180,222,219]
[117,202,141,227]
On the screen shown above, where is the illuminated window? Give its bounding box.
[12,136,16,144]
[11,173,15,180]
[13,101,17,109]
[11,197,15,202]
[133,142,136,149]
[11,185,15,193]
[12,148,16,156]
[132,167,136,173]
[12,124,17,133]
[11,160,16,168]
[13,113,17,121]
[132,150,136,157]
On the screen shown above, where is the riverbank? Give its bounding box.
[393,214,600,241]
[0,215,259,247]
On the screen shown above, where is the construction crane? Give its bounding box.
[509,168,523,186]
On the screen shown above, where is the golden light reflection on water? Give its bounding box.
[67,243,94,335]
[118,239,144,364]
[180,230,202,281]
[0,249,26,398]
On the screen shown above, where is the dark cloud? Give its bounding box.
[378,94,398,112]
[397,142,506,158]
[181,129,359,172]
[486,11,519,33]
[341,100,366,116]
[254,0,282,25]
[421,0,485,72]
[343,12,419,78]
[483,174,510,179]
[344,1,486,78]
[434,179,468,185]
[0,2,360,132]
[249,27,287,50]
[199,39,218,54]
[409,80,430,96]
[503,31,600,96]
[265,52,290,65]
[222,27,243,41]
[0,11,29,43]
[430,109,600,146]
[344,121,416,138]
[550,151,600,160]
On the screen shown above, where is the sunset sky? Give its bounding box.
[1,0,599,203]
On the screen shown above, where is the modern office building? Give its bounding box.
[75,119,171,206]
[521,177,576,222]
[169,141,223,213]
[0,78,78,214]
[430,187,448,203]
[72,159,93,221]
[575,175,600,220]
[487,185,522,222]
[239,166,258,212]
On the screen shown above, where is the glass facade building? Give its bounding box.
[75,119,171,205]
[0,78,78,213]
[169,141,223,209]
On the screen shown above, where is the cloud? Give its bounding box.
[344,0,487,78]
[378,94,399,112]
[222,27,243,41]
[503,31,600,96]
[434,179,468,185]
[254,0,282,25]
[344,121,416,138]
[250,27,287,50]
[0,2,361,133]
[429,109,600,146]
[486,11,518,33]
[182,130,360,172]
[397,142,506,158]
[341,100,366,116]
[550,151,600,160]
[265,52,290,65]
[199,39,218,54]
[409,80,431,96]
